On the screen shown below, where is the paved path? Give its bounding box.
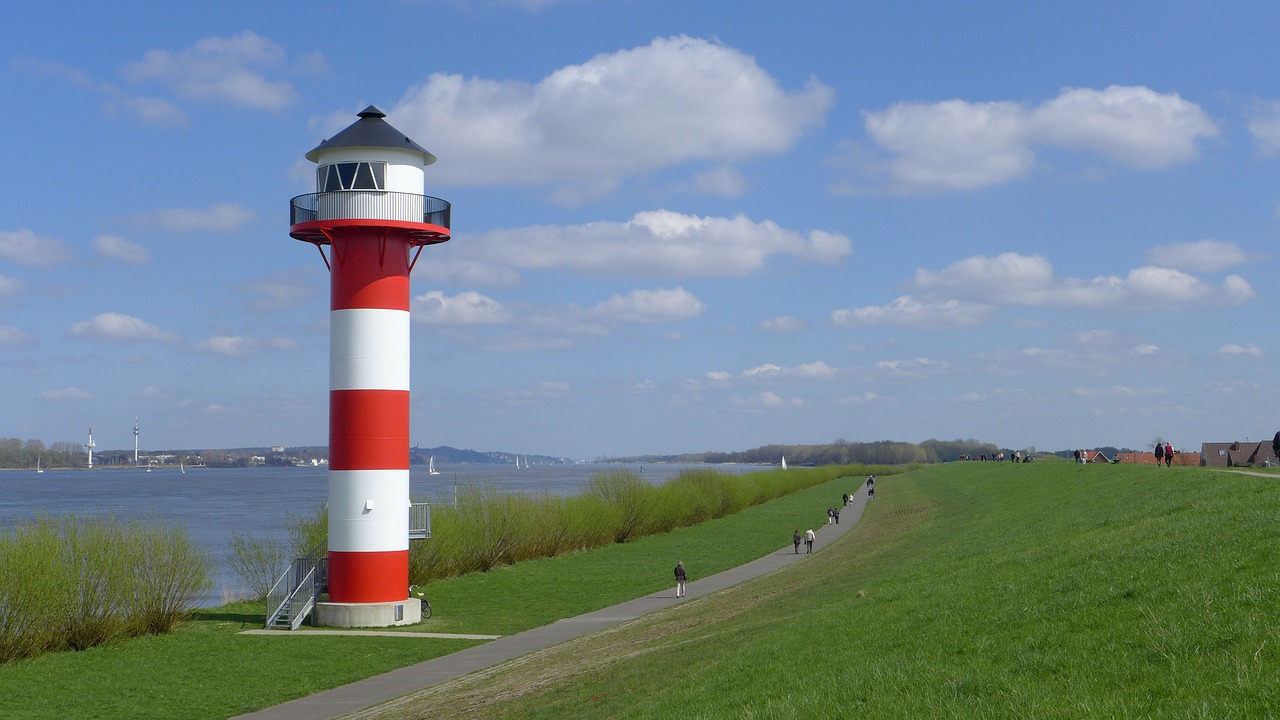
[234,484,873,720]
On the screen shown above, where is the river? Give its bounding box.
[0,461,764,606]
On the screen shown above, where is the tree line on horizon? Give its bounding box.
[610,438,1012,466]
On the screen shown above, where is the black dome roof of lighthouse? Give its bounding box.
[305,105,437,165]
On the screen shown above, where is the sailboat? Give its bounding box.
[180,460,186,474]
[428,455,440,475]
[781,456,788,470]
[36,456,43,474]
[514,455,521,469]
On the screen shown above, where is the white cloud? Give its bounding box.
[1071,385,1166,398]
[463,210,850,280]
[590,287,705,324]
[242,268,322,312]
[67,312,179,343]
[1030,86,1217,169]
[759,316,808,333]
[0,229,72,267]
[912,253,1057,305]
[874,357,952,378]
[864,99,1033,190]
[390,36,833,189]
[911,252,1254,312]
[1216,343,1263,359]
[195,335,258,356]
[38,387,91,400]
[0,324,36,349]
[107,92,189,127]
[12,58,189,128]
[129,204,257,233]
[690,361,841,392]
[732,391,803,409]
[413,290,510,325]
[0,274,23,298]
[831,295,992,329]
[857,85,1217,192]
[835,391,887,406]
[1145,239,1249,272]
[122,31,302,112]
[795,361,837,378]
[506,381,573,405]
[93,235,148,265]
[691,165,748,197]
[743,363,783,378]
[1247,101,1280,156]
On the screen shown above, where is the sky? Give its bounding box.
[3,0,1279,460]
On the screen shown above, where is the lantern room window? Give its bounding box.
[318,162,387,192]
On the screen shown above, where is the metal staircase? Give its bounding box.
[263,502,431,629]
[265,544,326,630]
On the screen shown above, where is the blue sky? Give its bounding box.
[3,0,1279,459]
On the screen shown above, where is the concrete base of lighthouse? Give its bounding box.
[315,598,422,628]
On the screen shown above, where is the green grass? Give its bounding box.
[14,462,1273,719]
[0,467,874,719]
[356,463,1280,719]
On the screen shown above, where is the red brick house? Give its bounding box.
[1115,450,1200,466]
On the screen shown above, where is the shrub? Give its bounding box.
[0,518,66,662]
[59,516,131,650]
[327,464,895,587]
[585,471,656,542]
[226,532,288,601]
[125,521,213,635]
[285,506,327,557]
[0,514,212,664]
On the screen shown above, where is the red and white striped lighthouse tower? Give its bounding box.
[289,106,450,626]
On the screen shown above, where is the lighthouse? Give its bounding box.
[290,106,450,626]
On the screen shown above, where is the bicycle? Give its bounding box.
[409,585,432,619]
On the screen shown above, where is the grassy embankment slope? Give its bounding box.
[355,461,1280,719]
[0,466,878,719]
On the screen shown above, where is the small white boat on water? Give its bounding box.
[428,455,440,475]
[36,456,43,474]
[781,456,788,470]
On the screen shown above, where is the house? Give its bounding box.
[1115,450,1201,466]
[1200,441,1278,468]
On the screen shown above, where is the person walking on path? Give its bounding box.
[1164,442,1173,467]
[804,528,816,553]
[792,530,802,554]
[1154,440,1165,467]
[834,507,840,524]
[674,561,687,598]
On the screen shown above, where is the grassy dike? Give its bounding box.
[354,461,1280,719]
[0,467,874,719]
